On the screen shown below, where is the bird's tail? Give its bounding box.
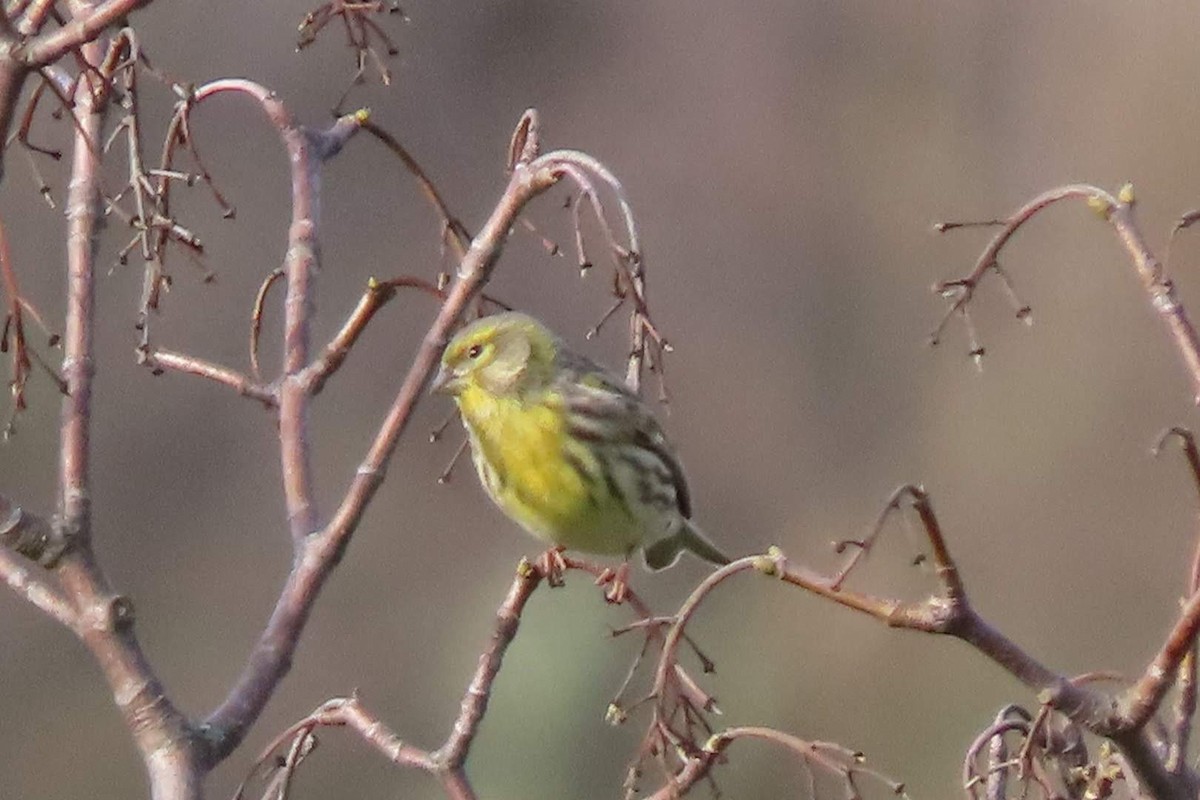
[643,519,731,571]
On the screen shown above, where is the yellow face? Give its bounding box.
[433,312,555,398]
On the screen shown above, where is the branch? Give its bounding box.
[235,694,434,800]
[934,184,1200,404]
[20,0,155,66]
[297,276,442,395]
[0,495,75,624]
[433,558,542,770]
[15,0,58,37]
[138,347,275,406]
[319,127,562,542]
[652,727,905,800]
[0,43,30,186]
[179,83,366,546]
[1120,572,1200,733]
[757,485,1200,800]
[361,119,471,261]
[48,24,200,799]
[533,147,661,394]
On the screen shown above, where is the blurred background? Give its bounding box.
[3,2,1200,798]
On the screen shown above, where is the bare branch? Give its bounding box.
[296,1,402,97]
[15,0,57,37]
[137,347,275,406]
[235,694,434,800]
[533,150,659,393]
[48,25,201,798]
[652,726,906,800]
[934,184,1200,404]
[755,484,1199,800]
[361,119,471,260]
[21,0,155,66]
[0,496,75,623]
[180,82,366,548]
[245,554,671,800]
[434,558,541,769]
[1155,427,1200,507]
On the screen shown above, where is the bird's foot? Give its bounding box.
[538,546,568,588]
[596,561,630,605]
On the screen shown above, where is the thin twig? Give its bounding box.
[249,268,285,381]
[138,348,276,406]
[361,119,471,260]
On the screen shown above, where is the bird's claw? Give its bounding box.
[538,547,567,588]
[596,562,630,604]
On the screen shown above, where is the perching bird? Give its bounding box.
[433,311,729,598]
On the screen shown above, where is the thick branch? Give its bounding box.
[50,28,199,800]
[186,79,330,543]
[20,0,154,65]
[322,153,561,541]
[1120,586,1200,732]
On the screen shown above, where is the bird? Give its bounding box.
[432,311,730,600]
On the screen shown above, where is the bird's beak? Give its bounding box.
[430,364,460,396]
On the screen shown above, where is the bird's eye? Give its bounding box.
[467,343,484,359]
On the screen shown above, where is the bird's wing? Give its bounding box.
[554,353,693,519]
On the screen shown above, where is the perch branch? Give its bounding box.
[433,558,542,770]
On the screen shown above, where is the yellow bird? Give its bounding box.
[433,312,729,596]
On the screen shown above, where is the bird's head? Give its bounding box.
[433,311,558,398]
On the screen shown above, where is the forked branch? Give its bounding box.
[933,183,1200,404]
[753,483,1200,800]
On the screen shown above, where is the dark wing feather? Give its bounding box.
[554,349,693,519]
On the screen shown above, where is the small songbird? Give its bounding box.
[432,311,729,596]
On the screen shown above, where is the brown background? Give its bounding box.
[2,2,1200,798]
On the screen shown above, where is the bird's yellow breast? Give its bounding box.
[455,382,641,554]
